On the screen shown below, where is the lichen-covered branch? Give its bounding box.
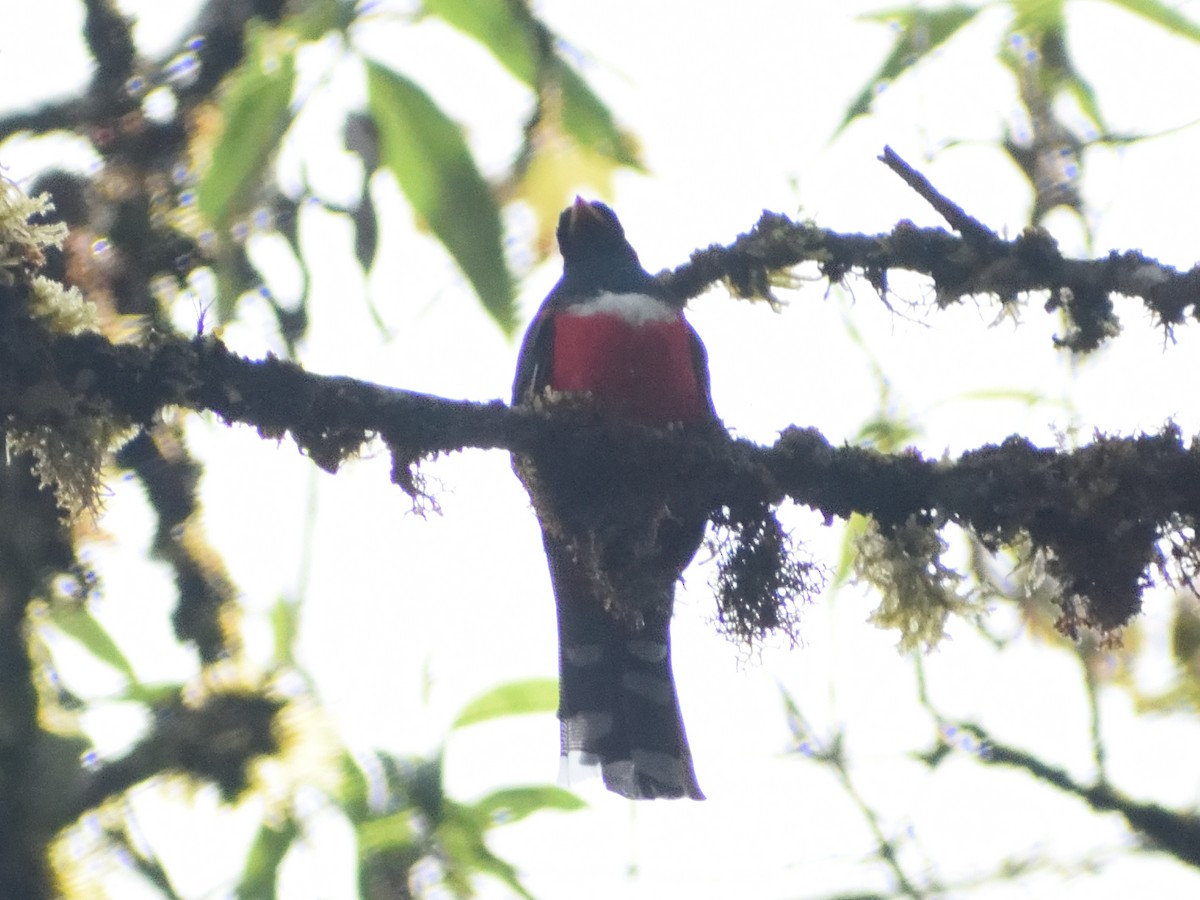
[4,280,1197,639]
[658,151,1200,352]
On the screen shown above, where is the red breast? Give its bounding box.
[550,291,706,425]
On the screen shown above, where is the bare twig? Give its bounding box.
[878,145,998,245]
[954,721,1200,868]
[782,688,933,897]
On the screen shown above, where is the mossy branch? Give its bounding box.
[659,148,1200,352]
[3,285,1198,638]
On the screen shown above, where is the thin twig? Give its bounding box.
[1078,644,1108,784]
[953,720,1200,868]
[878,145,998,245]
[783,689,931,898]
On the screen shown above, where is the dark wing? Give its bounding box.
[686,320,717,421]
[512,306,555,405]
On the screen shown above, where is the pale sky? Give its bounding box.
[4,1,1200,897]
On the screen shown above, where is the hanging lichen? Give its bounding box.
[854,515,984,651]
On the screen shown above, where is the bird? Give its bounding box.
[512,197,715,799]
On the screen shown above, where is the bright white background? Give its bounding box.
[3,1,1200,897]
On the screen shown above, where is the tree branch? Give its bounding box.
[953,721,1200,868]
[72,689,284,822]
[879,145,998,245]
[0,0,288,145]
[5,288,1199,636]
[659,161,1200,352]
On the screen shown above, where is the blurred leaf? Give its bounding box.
[855,414,920,451]
[512,114,622,254]
[1011,0,1065,31]
[122,681,183,705]
[358,810,420,854]
[944,386,1065,407]
[469,785,585,825]
[1064,72,1104,135]
[451,677,558,729]
[832,512,872,590]
[49,604,136,683]
[105,820,179,897]
[195,25,296,237]
[424,0,641,169]
[270,597,300,666]
[290,0,352,41]
[423,0,541,84]
[398,754,446,822]
[512,132,620,252]
[365,60,516,334]
[344,112,381,173]
[1138,597,1200,708]
[339,751,372,821]
[352,195,379,272]
[776,680,817,752]
[236,819,298,900]
[1172,597,1200,673]
[211,240,260,321]
[438,804,534,900]
[1098,0,1200,43]
[836,5,983,136]
[553,60,642,167]
[1039,28,1105,132]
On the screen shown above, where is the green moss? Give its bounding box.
[854,516,983,651]
[1,175,117,519]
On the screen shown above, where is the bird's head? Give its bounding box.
[556,197,647,292]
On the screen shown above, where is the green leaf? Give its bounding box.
[236,819,299,900]
[49,604,137,683]
[423,0,541,84]
[1100,0,1200,42]
[404,755,446,822]
[1171,596,1200,669]
[423,0,642,168]
[358,810,420,854]
[776,680,818,752]
[1010,0,1065,32]
[470,786,585,825]
[835,5,983,136]
[831,512,872,591]
[121,681,183,705]
[338,751,371,821]
[438,804,535,900]
[290,0,352,41]
[553,61,642,168]
[270,596,300,666]
[365,60,515,333]
[1063,68,1105,134]
[854,415,920,452]
[195,25,296,235]
[451,677,559,730]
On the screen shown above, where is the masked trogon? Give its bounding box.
[512,198,715,799]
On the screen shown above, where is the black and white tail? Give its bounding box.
[548,538,703,800]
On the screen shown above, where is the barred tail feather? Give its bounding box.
[555,596,704,800]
